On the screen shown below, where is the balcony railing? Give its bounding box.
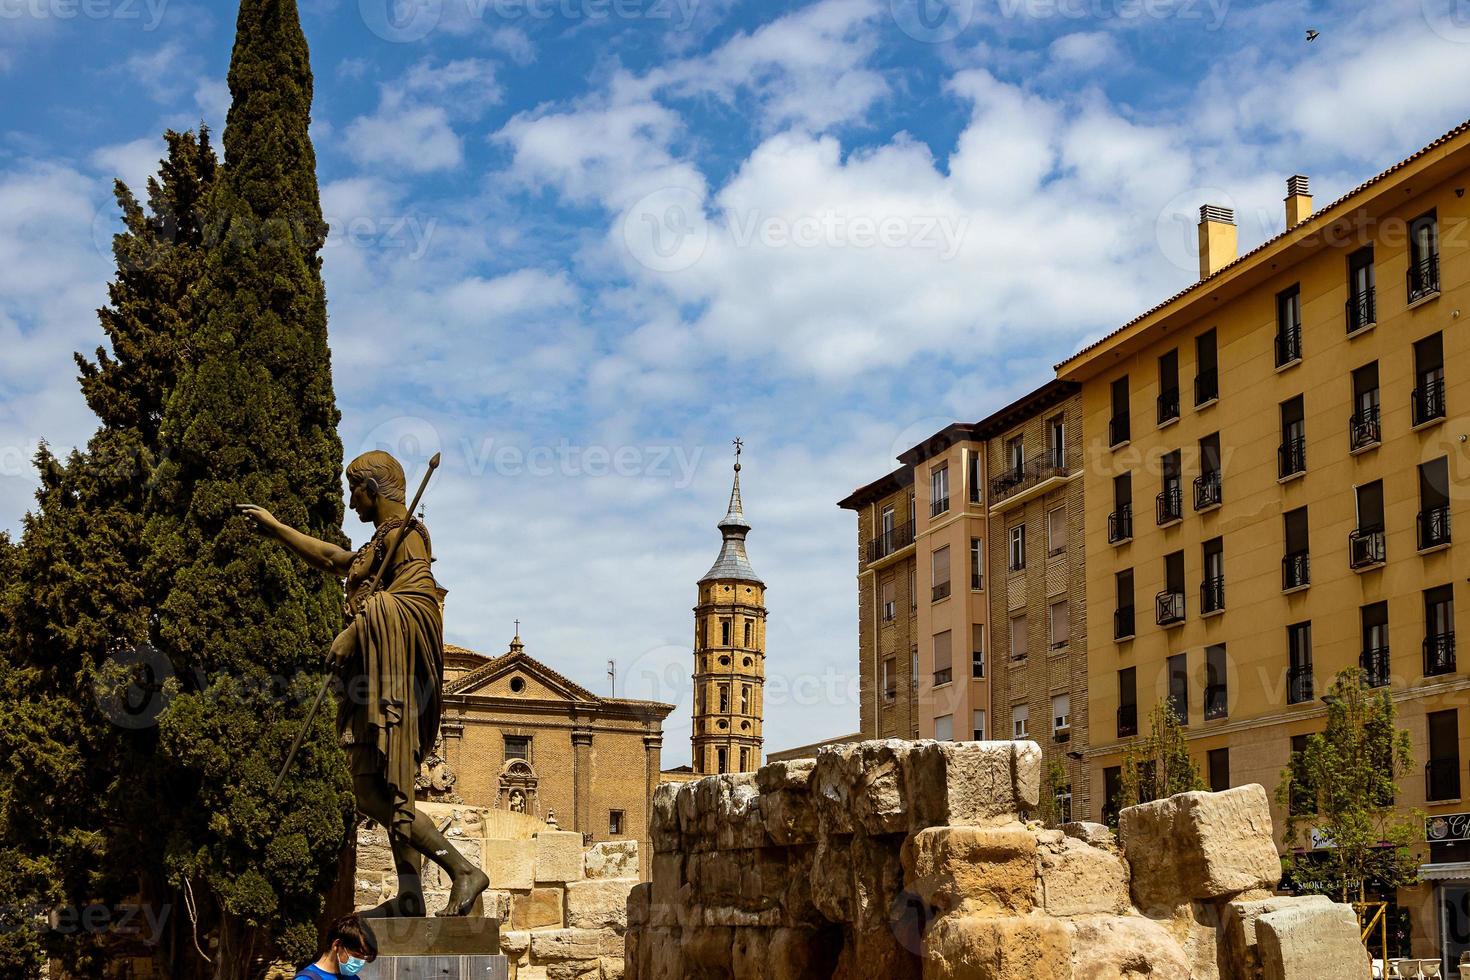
[1275,326,1302,368]
[1419,504,1451,550]
[1108,505,1133,543]
[1425,632,1457,677]
[1157,387,1181,425]
[1282,551,1310,590]
[866,519,915,563]
[1117,703,1138,738]
[1157,485,1183,525]
[1200,575,1225,615]
[971,570,983,591]
[1408,252,1440,304]
[933,668,953,686]
[1413,376,1446,427]
[971,654,984,679]
[1109,414,1131,447]
[1204,683,1228,720]
[1278,436,1306,479]
[1053,727,1071,744]
[1195,369,1218,406]
[1348,526,1386,569]
[932,581,951,602]
[930,494,950,517]
[1349,406,1380,451]
[883,685,896,702]
[1346,286,1375,333]
[989,459,1068,506]
[1426,758,1461,803]
[1114,605,1135,640]
[1360,646,1390,688]
[1156,590,1185,626]
[1287,663,1314,705]
[1194,472,1222,511]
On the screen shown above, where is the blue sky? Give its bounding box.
[3,0,1470,764]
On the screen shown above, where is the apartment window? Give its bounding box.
[609,810,624,835]
[971,624,985,678]
[1103,766,1123,825]
[932,545,951,602]
[739,747,749,771]
[1350,480,1386,569]
[909,566,917,613]
[1205,644,1228,720]
[721,617,732,646]
[1110,375,1131,446]
[1350,362,1381,451]
[1114,568,1135,640]
[1157,550,1185,625]
[972,710,986,741]
[718,683,730,713]
[1195,433,1222,510]
[1425,584,1456,676]
[1208,748,1230,793]
[1413,332,1446,427]
[1419,456,1452,550]
[934,713,954,742]
[1287,622,1313,704]
[1276,284,1303,366]
[1283,507,1310,590]
[1008,524,1026,571]
[1012,704,1029,740]
[504,735,531,762]
[740,684,750,714]
[1109,473,1133,543]
[1361,601,1389,688]
[744,620,753,647]
[930,464,950,516]
[933,630,953,686]
[1167,652,1188,725]
[1052,693,1071,741]
[881,578,896,622]
[911,648,919,688]
[1201,537,1224,614]
[1408,210,1440,302]
[1346,246,1376,333]
[1195,328,1219,405]
[1157,449,1182,524]
[968,449,982,504]
[882,658,896,701]
[1047,414,1066,468]
[1157,349,1181,424]
[1117,667,1138,738]
[1048,600,1070,650]
[1005,435,1025,481]
[1047,507,1067,555]
[1426,709,1460,801]
[1279,395,1306,478]
[970,538,984,590]
[717,747,728,774]
[1009,613,1028,661]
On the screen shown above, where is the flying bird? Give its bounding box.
[1306,29,1320,41]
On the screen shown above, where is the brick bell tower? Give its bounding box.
[692,440,766,775]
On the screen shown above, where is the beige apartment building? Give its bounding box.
[1056,120,1470,965]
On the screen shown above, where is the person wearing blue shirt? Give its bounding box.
[295,913,378,978]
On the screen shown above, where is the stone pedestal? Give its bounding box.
[357,917,508,979]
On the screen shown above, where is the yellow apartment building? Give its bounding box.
[1056,120,1470,966]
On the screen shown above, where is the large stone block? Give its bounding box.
[1119,784,1281,913]
[1035,829,1129,917]
[626,882,651,929]
[1257,901,1370,980]
[1222,894,1334,978]
[511,886,564,930]
[905,740,1042,831]
[356,824,397,877]
[535,831,587,884]
[423,836,483,892]
[483,838,537,891]
[529,927,605,962]
[921,913,1071,980]
[648,853,682,928]
[813,740,910,836]
[566,877,638,931]
[903,827,1038,917]
[756,759,820,845]
[1065,914,1192,978]
[650,783,681,854]
[584,840,639,880]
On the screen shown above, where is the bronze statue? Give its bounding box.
[238,450,489,918]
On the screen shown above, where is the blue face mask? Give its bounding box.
[339,954,368,976]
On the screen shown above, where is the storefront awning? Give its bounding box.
[1419,861,1470,881]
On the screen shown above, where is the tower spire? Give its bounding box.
[701,438,760,584]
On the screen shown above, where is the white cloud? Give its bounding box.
[90,136,165,196]
[1048,30,1120,70]
[342,58,502,174]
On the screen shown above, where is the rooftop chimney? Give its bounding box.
[1197,204,1237,279]
[1285,175,1312,227]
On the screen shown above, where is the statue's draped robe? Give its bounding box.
[341,518,443,836]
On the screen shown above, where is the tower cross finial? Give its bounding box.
[514,618,520,635]
[733,437,743,471]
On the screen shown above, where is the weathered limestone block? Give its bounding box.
[530,928,606,962]
[650,783,681,854]
[1257,901,1370,980]
[779,844,823,926]
[1065,914,1192,978]
[813,740,912,836]
[626,882,650,929]
[811,833,855,922]
[756,759,820,845]
[483,838,537,891]
[567,877,638,931]
[598,955,624,980]
[1060,821,1119,853]
[1222,894,1334,978]
[680,924,734,976]
[730,926,769,980]
[677,773,763,853]
[1035,830,1129,916]
[903,827,1038,917]
[356,824,396,877]
[922,913,1071,980]
[905,740,1042,831]
[769,925,842,980]
[484,889,514,922]
[1119,785,1281,914]
[585,840,640,880]
[500,929,531,959]
[512,886,564,930]
[535,831,588,884]
[423,836,484,891]
[648,853,682,928]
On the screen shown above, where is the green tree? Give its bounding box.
[1275,669,1421,903]
[1119,700,1203,810]
[1036,758,1072,827]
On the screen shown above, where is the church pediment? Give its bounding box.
[446,650,600,704]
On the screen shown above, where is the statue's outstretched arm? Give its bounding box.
[236,504,354,576]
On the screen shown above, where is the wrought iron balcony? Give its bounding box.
[1200,575,1225,615]
[1360,646,1390,689]
[1117,703,1138,738]
[1278,436,1306,479]
[1194,472,1222,511]
[883,684,896,702]
[1282,551,1310,590]
[1425,632,1457,677]
[1286,663,1314,705]
[930,494,950,518]
[1204,683,1228,721]
[1348,526,1386,569]
[1109,414,1131,447]
[1275,326,1302,368]
[1114,605,1135,640]
[1195,369,1218,406]
[971,654,984,679]
[932,581,951,602]
[933,667,953,686]
[1408,252,1440,304]
[1108,505,1133,543]
[1419,504,1451,550]
[866,519,915,563]
[1156,485,1183,525]
[1155,590,1185,626]
[1345,286,1375,333]
[989,459,1068,506]
[1349,406,1380,451]
[1157,387,1181,425]
[1053,727,1071,744]
[1413,376,1446,427]
[1426,758,1461,803]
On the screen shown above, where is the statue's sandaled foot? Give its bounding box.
[361,892,426,919]
[437,868,489,917]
